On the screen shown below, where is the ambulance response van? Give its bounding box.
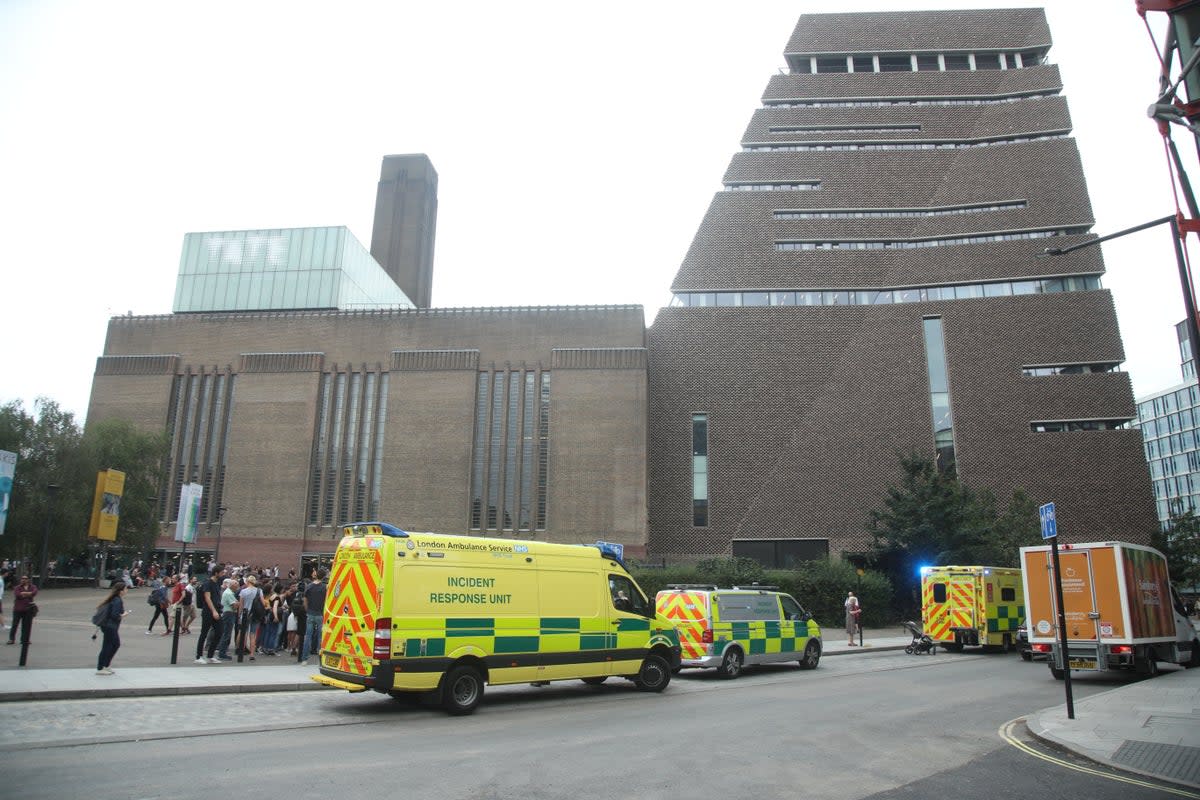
[311,522,682,714]
[920,566,1024,651]
[1020,541,1199,678]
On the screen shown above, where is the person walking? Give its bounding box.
[195,566,225,663]
[262,582,283,655]
[844,591,861,646]
[146,576,172,635]
[179,574,197,634]
[301,568,327,662]
[6,574,38,646]
[285,583,304,654]
[95,580,131,674]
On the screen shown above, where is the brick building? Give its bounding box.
[88,10,1158,571]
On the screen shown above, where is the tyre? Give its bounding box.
[904,645,915,655]
[634,654,671,692]
[1020,651,1032,662]
[581,676,607,685]
[441,664,485,715]
[717,648,744,679]
[799,640,821,669]
[1188,639,1200,669]
[1135,654,1160,678]
[1050,665,1065,680]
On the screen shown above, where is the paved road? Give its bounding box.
[1,648,1188,800]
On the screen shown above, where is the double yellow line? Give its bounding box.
[1000,719,1200,798]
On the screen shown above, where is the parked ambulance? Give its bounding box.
[1020,540,1199,677]
[311,522,681,714]
[920,565,1024,651]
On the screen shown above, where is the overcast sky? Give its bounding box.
[1,0,1195,421]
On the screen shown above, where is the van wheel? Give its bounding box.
[799,640,821,669]
[1050,665,1065,680]
[717,648,744,679]
[634,654,671,692]
[1187,639,1200,669]
[1000,634,1012,654]
[581,676,607,685]
[1020,651,1033,662]
[441,665,484,715]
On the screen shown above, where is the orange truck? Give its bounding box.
[1019,541,1199,678]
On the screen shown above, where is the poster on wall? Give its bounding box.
[88,469,126,542]
[0,450,16,537]
[176,482,203,544]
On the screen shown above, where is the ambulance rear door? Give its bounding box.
[323,535,388,678]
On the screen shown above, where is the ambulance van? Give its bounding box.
[311,522,682,714]
[920,565,1024,651]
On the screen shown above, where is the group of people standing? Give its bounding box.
[89,563,330,675]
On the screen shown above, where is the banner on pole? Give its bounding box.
[176,482,203,544]
[0,450,16,537]
[88,469,126,541]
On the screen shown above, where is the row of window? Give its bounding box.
[1156,496,1197,522]
[1138,383,1200,421]
[1022,363,1120,377]
[1153,476,1198,502]
[1030,420,1129,433]
[764,92,1056,109]
[792,50,1045,75]
[165,371,235,524]
[774,201,1026,220]
[308,370,389,527]
[776,228,1081,251]
[1139,408,1200,441]
[744,133,1069,152]
[726,182,822,191]
[670,276,1102,309]
[693,414,708,528]
[1150,450,1200,481]
[923,317,956,473]
[768,124,922,134]
[1145,428,1200,462]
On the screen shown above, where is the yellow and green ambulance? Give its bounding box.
[311,522,681,714]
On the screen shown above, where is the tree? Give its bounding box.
[0,399,169,575]
[1153,508,1200,591]
[867,453,1042,614]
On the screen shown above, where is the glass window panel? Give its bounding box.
[852,56,874,72]
[1011,280,1039,295]
[944,54,971,70]
[715,292,740,307]
[693,293,715,307]
[871,290,894,304]
[896,288,922,303]
[976,53,1003,69]
[923,317,949,393]
[770,291,797,306]
[817,57,849,73]
[1041,278,1065,293]
[983,282,1013,297]
[916,54,941,71]
[924,287,943,301]
[823,290,850,306]
[955,284,983,299]
[878,55,912,72]
[742,291,770,306]
[797,291,822,306]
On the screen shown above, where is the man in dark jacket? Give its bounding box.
[195,566,225,663]
[301,568,327,662]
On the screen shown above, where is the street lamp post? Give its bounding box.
[36,484,59,590]
[213,506,228,567]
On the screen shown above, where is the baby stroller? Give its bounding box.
[903,620,936,655]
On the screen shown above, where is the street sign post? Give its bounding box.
[1039,501,1074,719]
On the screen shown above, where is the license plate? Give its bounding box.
[1068,658,1097,670]
[323,654,339,668]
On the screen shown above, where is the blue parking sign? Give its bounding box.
[1039,502,1057,540]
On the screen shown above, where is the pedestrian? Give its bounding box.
[285,583,304,654]
[146,576,172,635]
[844,591,860,646]
[6,574,38,646]
[301,568,327,662]
[0,567,7,630]
[215,577,239,661]
[180,574,197,634]
[260,582,282,655]
[95,580,131,674]
[238,575,263,660]
[195,566,225,663]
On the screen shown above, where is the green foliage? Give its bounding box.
[867,453,1042,615]
[630,556,893,629]
[0,399,168,572]
[1153,508,1200,590]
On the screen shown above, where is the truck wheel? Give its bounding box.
[717,648,744,679]
[1135,655,1160,678]
[1050,665,1065,680]
[634,654,671,692]
[1020,651,1032,662]
[799,640,821,669]
[441,665,484,715]
[1188,639,1200,669]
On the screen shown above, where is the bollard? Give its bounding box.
[170,605,183,664]
[235,616,244,663]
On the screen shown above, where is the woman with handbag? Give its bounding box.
[6,574,38,646]
[94,580,130,675]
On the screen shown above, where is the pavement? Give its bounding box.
[3,587,1199,789]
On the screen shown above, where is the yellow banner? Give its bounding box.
[87,469,126,541]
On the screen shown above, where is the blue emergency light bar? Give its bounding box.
[342,521,409,538]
